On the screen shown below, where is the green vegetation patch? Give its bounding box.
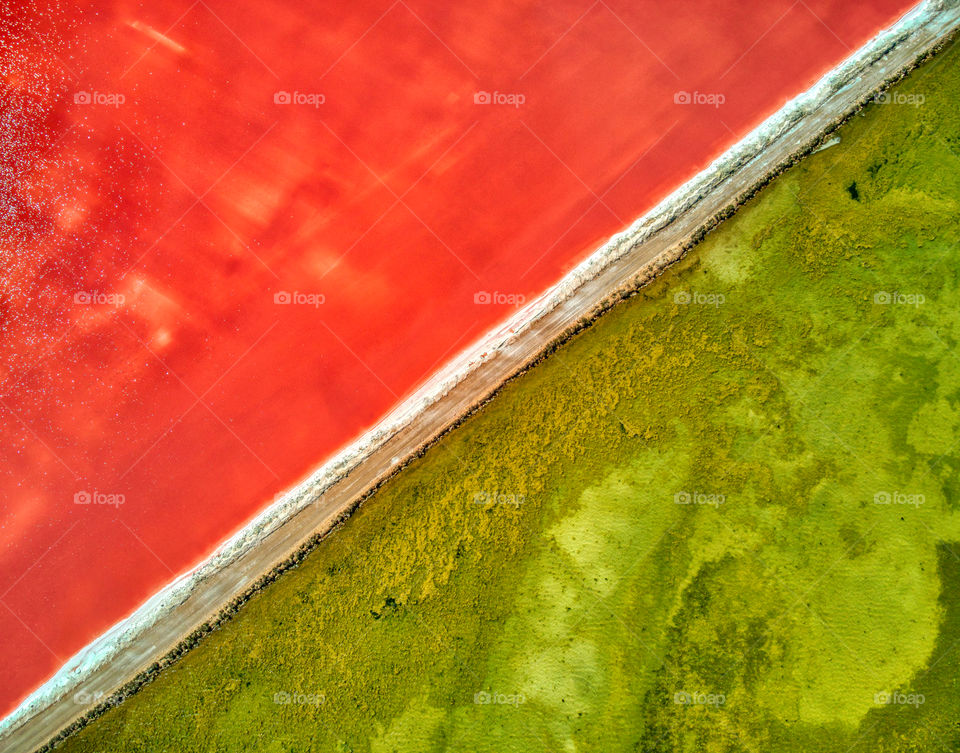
[58,38,960,753]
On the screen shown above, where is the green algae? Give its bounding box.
[55,37,960,753]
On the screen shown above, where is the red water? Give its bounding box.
[0,0,913,715]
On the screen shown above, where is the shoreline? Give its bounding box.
[5,2,960,750]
